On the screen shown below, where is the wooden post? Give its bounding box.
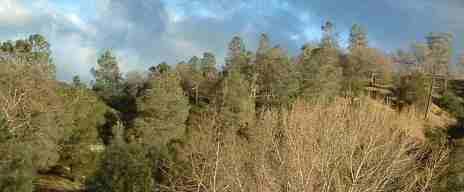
[424,76,434,120]
[195,85,199,105]
[444,77,448,93]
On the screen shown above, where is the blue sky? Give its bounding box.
[1,0,464,81]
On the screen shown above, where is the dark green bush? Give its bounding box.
[0,143,36,192]
[88,140,153,192]
[437,91,464,119]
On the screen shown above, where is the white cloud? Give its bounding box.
[290,34,300,41]
[0,0,32,26]
[64,13,97,36]
[53,34,97,81]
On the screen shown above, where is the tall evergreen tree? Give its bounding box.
[256,44,298,108]
[225,36,253,78]
[343,24,372,97]
[133,70,190,147]
[200,52,217,79]
[321,21,338,50]
[257,33,271,56]
[198,52,219,105]
[218,66,255,133]
[319,21,342,69]
[256,33,271,87]
[58,85,108,178]
[227,36,246,60]
[348,24,368,51]
[299,22,343,100]
[92,50,123,101]
[412,43,431,72]
[426,32,453,75]
[188,56,201,73]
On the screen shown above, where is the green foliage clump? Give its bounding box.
[57,85,109,178]
[133,70,190,147]
[299,45,343,101]
[437,91,464,119]
[218,67,255,131]
[92,50,124,102]
[255,35,299,108]
[297,22,344,101]
[394,72,429,111]
[89,138,153,192]
[0,143,35,192]
[0,114,35,192]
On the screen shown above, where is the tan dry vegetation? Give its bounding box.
[0,61,66,170]
[426,103,458,130]
[166,98,449,192]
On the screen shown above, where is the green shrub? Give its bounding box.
[394,72,428,111]
[0,143,36,192]
[437,91,464,119]
[88,140,153,192]
[0,113,36,192]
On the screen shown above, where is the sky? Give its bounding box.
[1,0,464,81]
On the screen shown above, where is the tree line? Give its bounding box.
[0,22,460,191]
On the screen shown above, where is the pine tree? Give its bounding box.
[320,21,342,71]
[348,24,368,51]
[227,36,246,60]
[299,22,343,100]
[218,66,255,133]
[58,85,108,177]
[198,52,219,105]
[92,50,123,101]
[321,21,338,50]
[200,52,217,79]
[394,71,428,111]
[133,70,190,147]
[426,32,453,75]
[343,24,372,97]
[188,56,201,73]
[225,36,252,78]
[256,44,298,108]
[255,33,271,91]
[412,43,431,72]
[257,33,270,56]
[177,57,204,104]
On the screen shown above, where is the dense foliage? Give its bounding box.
[0,22,459,192]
